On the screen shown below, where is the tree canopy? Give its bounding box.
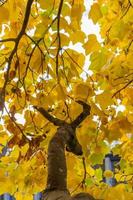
[0,0,133,199]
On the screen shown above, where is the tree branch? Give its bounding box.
[0,0,7,6]
[1,0,34,109]
[56,0,64,80]
[112,79,133,98]
[71,101,91,129]
[34,101,91,128]
[0,38,16,43]
[33,106,65,126]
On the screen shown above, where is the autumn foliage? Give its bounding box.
[0,0,133,199]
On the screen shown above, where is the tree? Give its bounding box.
[0,0,133,199]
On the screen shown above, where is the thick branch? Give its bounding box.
[34,101,91,128]
[33,106,65,126]
[71,101,91,129]
[18,0,34,39]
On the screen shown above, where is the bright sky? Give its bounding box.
[83,0,102,41]
[68,0,103,80]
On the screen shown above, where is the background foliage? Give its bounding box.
[0,0,133,199]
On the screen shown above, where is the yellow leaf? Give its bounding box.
[54,84,66,101]
[71,2,84,21]
[39,0,57,10]
[122,88,133,101]
[21,144,29,156]
[118,117,132,132]
[109,20,130,40]
[10,145,20,160]
[70,31,85,44]
[69,102,82,120]
[74,83,93,101]
[96,91,113,110]
[66,49,85,69]
[90,101,105,117]
[103,170,113,178]
[87,166,95,176]
[127,113,133,123]
[104,184,133,200]
[15,192,33,200]
[3,0,23,24]
[123,6,133,23]
[60,17,70,29]
[0,176,15,194]
[0,6,9,23]
[36,93,54,107]
[83,34,100,55]
[51,33,70,47]
[34,23,47,38]
[0,131,9,145]
[89,3,102,24]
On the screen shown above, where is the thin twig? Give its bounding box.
[0,38,16,43]
[112,79,133,98]
[1,0,34,109]
[56,0,64,81]
[82,156,87,186]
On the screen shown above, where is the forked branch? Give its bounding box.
[71,101,91,129]
[33,101,91,128]
[33,106,64,126]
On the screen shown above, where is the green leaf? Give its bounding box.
[85,178,93,186]
[95,168,103,181]
[90,153,104,165]
[101,4,108,15]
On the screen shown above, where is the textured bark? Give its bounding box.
[41,126,71,199]
[34,102,96,200]
[42,190,71,200]
[71,193,96,200]
[46,128,67,190]
[41,126,96,200]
